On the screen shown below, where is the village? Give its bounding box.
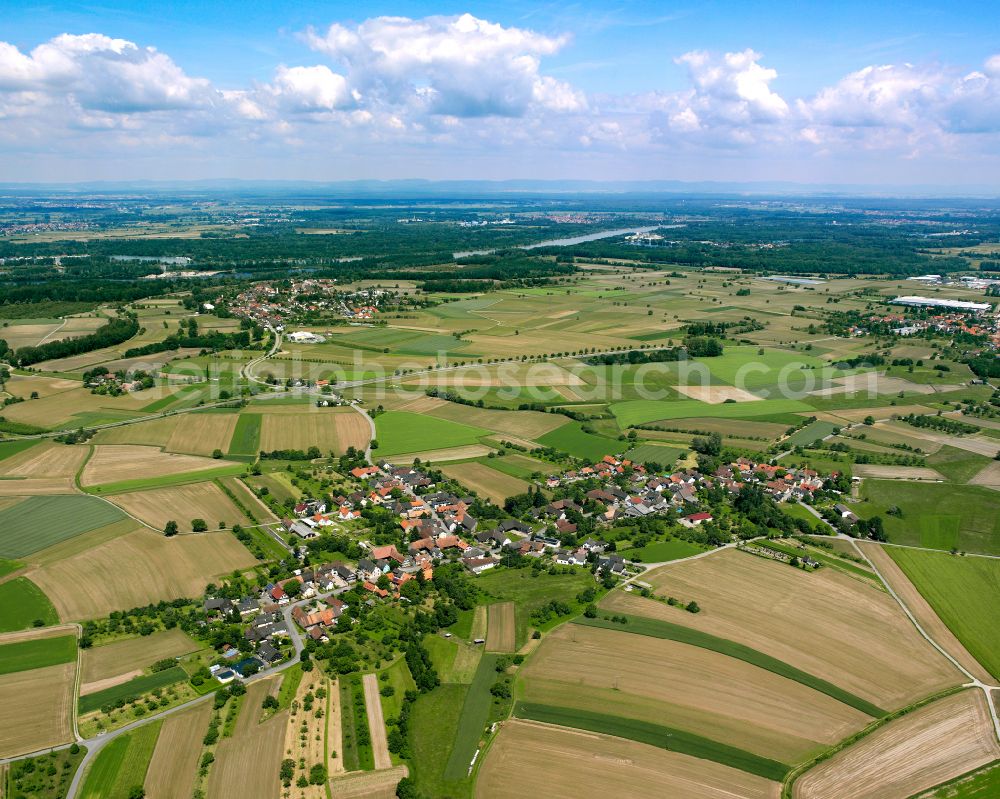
[225,279,394,330]
[198,449,849,686]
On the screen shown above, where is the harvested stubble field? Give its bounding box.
[439,462,527,505]
[402,362,584,388]
[3,373,83,400]
[969,460,1000,489]
[852,464,945,481]
[235,679,280,737]
[93,416,180,448]
[81,445,236,487]
[105,482,254,530]
[363,673,392,770]
[880,421,1000,458]
[80,628,201,687]
[392,394,448,413]
[162,412,238,456]
[0,441,89,478]
[794,691,1000,799]
[259,408,370,453]
[144,700,213,799]
[477,720,780,799]
[519,625,869,763]
[610,549,961,709]
[0,478,77,495]
[674,384,763,403]
[0,385,158,428]
[207,681,287,799]
[0,662,75,757]
[387,444,494,464]
[328,766,409,799]
[30,528,256,620]
[425,402,565,439]
[485,602,515,653]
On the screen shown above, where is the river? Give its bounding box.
[453,225,660,259]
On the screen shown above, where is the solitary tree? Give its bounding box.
[191,518,208,532]
[164,520,178,537]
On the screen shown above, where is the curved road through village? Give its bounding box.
[0,587,350,799]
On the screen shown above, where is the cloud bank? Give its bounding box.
[0,13,998,182]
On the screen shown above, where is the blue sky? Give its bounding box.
[2,1,999,185]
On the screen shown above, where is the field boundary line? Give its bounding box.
[779,685,968,799]
[907,760,1000,798]
[513,701,790,781]
[72,445,95,492]
[872,540,1000,561]
[573,614,886,717]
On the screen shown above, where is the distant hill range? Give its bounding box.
[1,178,998,200]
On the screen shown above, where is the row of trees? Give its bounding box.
[14,314,139,366]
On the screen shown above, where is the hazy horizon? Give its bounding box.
[2,1,999,187]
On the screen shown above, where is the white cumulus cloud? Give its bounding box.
[268,64,353,112]
[304,13,581,117]
[0,33,216,111]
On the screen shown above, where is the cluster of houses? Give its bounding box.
[711,458,826,502]
[83,368,155,395]
[543,455,701,521]
[852,305,1000,348]
[200,450,851,685]
[259,453,840,654]
[226,279,394,329]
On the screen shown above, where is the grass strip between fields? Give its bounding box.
[514,702,790,781]
[82,463,247,494]
[227,413,261,457]
[0,634,77,675]
[78,666,188,714]
[443,652,499,781]
[277,664,303,711]
[340,675,374,771]
[574,615,886,718]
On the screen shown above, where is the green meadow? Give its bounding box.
[611,397,813,427]
[374,411,491,456]
[536,421,620,460]
[0,578,59,632]
[0,635,77,675]
[0,495,126,558]
[79,722,162,799]
[887,547,1000,680]
[856,480,1000,555]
